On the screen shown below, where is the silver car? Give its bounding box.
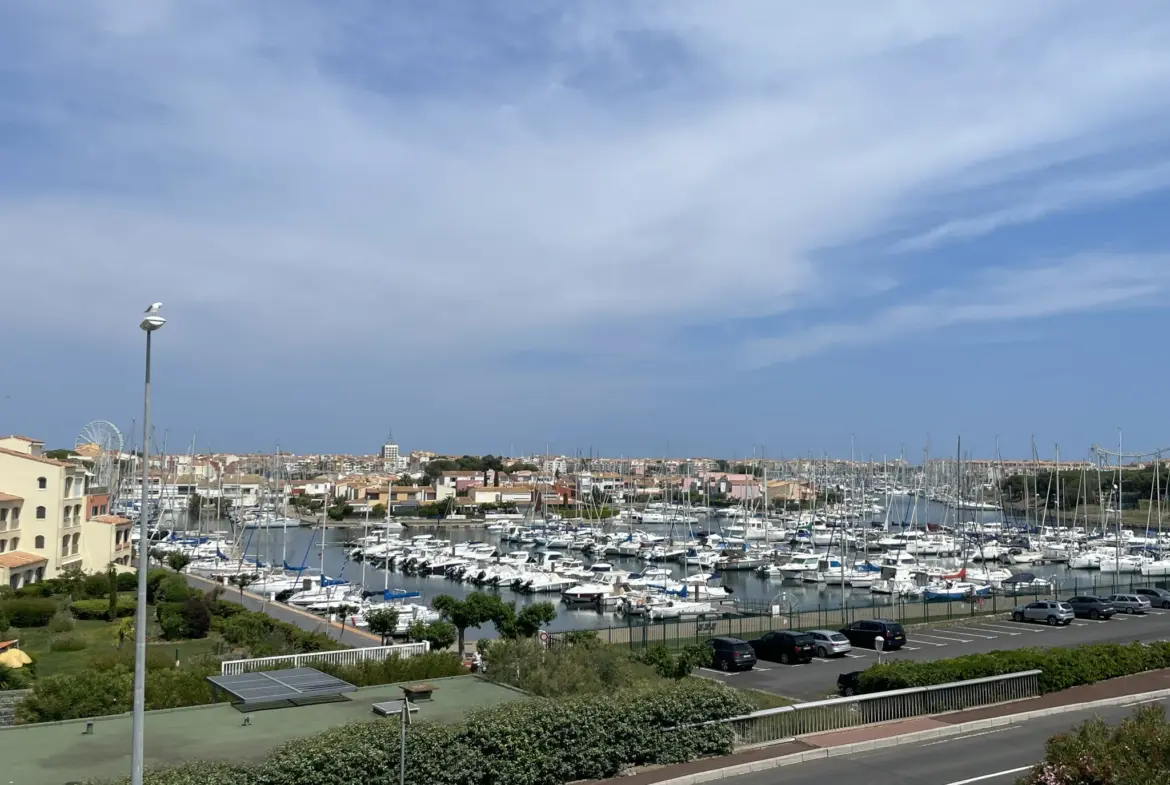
[1013,600,1075,625]
[1107,594,1152,614]
[807,629,853,657]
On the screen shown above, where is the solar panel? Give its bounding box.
[206,668,357,706]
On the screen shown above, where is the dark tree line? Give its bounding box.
[1000,465,1168,509]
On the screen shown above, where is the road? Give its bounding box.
[703,608,1170,699]
[184,573,380,646]
[727,696,1170,785]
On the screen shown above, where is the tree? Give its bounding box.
[715,459,730,472]
[365,607,401,645]
[181,596,212,639]
[166,552,192,573]
[333,603,358,639]
[371,503,386,518]
[408,619,457,651]
[496,601,557,640]
[117,618,134,649]
[106,565,118,620]
[431,593,509,655]
[229,573,256,600]
[45,448,78,461]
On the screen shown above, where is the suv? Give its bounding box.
[1107,594,1152,614]
[1136,588,1170,609]
[1013,601,1074,625]
[838,619,906,650]
[705,636,757,672]
[748,631,815,664]
[1064,596,1116,620]
[837,671,862,696]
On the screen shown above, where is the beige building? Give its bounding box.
[0,434,127,589]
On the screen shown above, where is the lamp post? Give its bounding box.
[132,304,166,785]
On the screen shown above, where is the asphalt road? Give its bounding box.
[728,696,1170,785]
[703,608,1170,699]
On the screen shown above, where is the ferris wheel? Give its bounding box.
[76,420,125,491]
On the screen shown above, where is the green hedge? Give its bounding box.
[317,652,466,686]
[208,600,339,655]
[70,597,136,620]
[1017,704,1170,785]
[858,641,1170,695]
[96,679,752,785]
[0,597,58,627]
[15,662,220,723]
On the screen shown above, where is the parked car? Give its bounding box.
[1136,587,1170,609]
[1064,596,1116,620]
[837,671,862,696]
[1012,600,1074,625]
[838,619,906,650]
[705,636,757,671]
[748,631,815,664]
[807,629,853,658]
[1107,594,1152,614]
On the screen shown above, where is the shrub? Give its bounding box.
[16,662,221,723]
[0,663,32,690]
[0,597,58,627]
[49,633,88,652]
[487,637,662,697]
[408,620,457,652]
[1019,704,1170,785]
[0,610,9,633]
[82,573,111,599]
[145,569,172,604]
[317,652,467,686]
[155,575,190,604]
[157,602,188,640]
[116,571,139,592]
[182,596,212,639]
[71,597,135,620]
[630,643,712,680]
[48,609,76,633]
[857,641,1170,695]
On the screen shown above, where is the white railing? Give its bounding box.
[707,669,1042,749]
[220,642,431,675]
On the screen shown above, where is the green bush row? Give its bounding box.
[858,641,1170,695]
[0,597,58,627]
[70,597,137,620]
[96,679,753,785]
[316,651,466,686]
[208,599,340,656]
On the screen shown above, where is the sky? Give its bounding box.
[2,1,1170,461]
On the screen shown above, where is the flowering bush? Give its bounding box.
[1016,704,1170,785]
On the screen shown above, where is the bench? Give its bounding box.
[402,683,438,702]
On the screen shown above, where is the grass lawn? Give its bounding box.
[10,609,223,677]
[735,686,794,710]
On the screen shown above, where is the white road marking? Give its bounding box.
[753,666,773,671]
[699,668,738,676]
[901,645,921,650]
[921,727,1015,746]
[904,638,947,647]
[941,766,1032,785]
[947,627,998,638]
[977,622,1034,634]
[844,652,866,658]
[914,632,974,643]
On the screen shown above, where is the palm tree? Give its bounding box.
[229,573,256,600]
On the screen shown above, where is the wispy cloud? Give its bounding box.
[892,162,1170,253]
[3,1,1170,371]
[738,254,1170,366]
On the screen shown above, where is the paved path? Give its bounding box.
[604,668,1170,785]
[184,573,381,646]
[702,608,1170,699]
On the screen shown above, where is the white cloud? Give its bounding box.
[738,254,1170,365]
[3,1,1170,365]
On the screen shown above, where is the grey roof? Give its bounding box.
[206,668,357,705]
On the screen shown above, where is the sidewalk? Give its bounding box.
[599,669,1170,785]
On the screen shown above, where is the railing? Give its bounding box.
[713,670,1041,749]
[553,575,1169,650]
[220,642,431,675]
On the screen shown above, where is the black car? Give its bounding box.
[1136,587,1170,609]
[837,671,862,696]
[1064,595,1116,619]
[838,619,906,650]
[705,636,757,672]
[748,631,815,664]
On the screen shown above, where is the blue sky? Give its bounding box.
[3,1,1170,460]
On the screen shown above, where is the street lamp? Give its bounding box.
[131,303,165,785]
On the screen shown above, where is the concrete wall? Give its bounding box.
[0,689,30,726]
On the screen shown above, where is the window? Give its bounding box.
[34,535,44,549]
[0,509,6,522]
[0,539,5,551]
[71,532,80,555]
[61,535,69,556]
[36,506,46,519]
[91,506,98,517]
[8,538,16,550]
[37,477,47,489]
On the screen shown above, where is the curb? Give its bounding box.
[650,688,1170,785]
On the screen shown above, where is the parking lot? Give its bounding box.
[699,607,1170,700]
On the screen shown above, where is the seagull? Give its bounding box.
[144,302,163,314]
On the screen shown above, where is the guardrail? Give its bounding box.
[220,642,431,675]
[711,669,1042,749]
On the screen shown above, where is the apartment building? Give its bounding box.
[0,434,129,589]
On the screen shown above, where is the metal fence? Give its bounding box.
[220,642,431,675]
[553,575,1168,650]
[712,669,1041,749]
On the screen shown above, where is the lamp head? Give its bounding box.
[140,315,167,332]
